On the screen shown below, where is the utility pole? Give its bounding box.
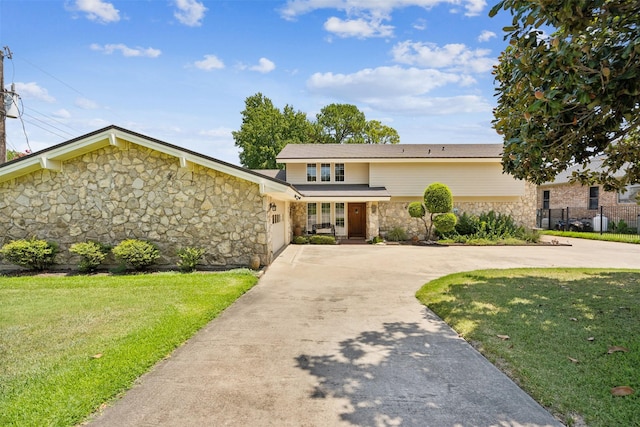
[0,46,8,164]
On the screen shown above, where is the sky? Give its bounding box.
[1,0,515,165]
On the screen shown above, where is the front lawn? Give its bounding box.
[416,269,639,427]
[0,271,258,426]
[542,230,640,244]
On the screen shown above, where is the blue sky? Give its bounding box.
[1,0,513,165]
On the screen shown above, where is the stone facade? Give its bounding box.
[0,143,271,270]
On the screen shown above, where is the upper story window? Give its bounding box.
[589,186,599,210]
[307,164,317,182]
[335,163,345,182]
[321,164,331,182]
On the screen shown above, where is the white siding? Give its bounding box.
[370,162,524,197]
[285,162,369,185]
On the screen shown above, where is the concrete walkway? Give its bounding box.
[89,237,640,426]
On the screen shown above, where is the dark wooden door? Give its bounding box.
[348,203,366,238]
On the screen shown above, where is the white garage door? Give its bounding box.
[271,201,286,253]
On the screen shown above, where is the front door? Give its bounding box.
[348,203,366,238]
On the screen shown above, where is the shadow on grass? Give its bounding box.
[295,313,561,426]
[420,270,640,427]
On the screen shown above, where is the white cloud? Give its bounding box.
[250,58,276,73]
[306,65,492,115]
[478,30,496,42]
[280,0,487,20]
[15,82,55,103]
[199,127,233,138]
[324,16,394,38]
[75,97,100,110]
[193,54,225,71]
[391,40,495,73]
[307,66,471,98]
[71,0,120,23]
[53,109,72,119]
[90,43,161,58]
[173,0,207,27]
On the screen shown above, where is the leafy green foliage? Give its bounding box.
[491,0,640,190]
[446,211,530,242]
[176,247,205,272]
[424,183,453,214]
[232,94,400,168]
[293,236,309,244]
[69,241,111,273]
[412,183,457,240]
[0,238,58,271]
[232,93,312,169]
[112,239,160,271]
[309,235,336,245]
[432,212,457,234]
[386,226,408,242]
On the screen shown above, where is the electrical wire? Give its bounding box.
[22,112,75,138]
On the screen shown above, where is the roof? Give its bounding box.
[0,125,300,200]
[542,155,625,186]
[294,184,391,201]
[252,169,286,181]
[277,143,502,161]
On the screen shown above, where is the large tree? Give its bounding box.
[491,0,640,190]
[232,93,311,169]
[314,104,367,144]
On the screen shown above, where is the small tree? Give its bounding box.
[407,182,457,240]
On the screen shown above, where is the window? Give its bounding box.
[307,203,317,232]
[321,163,331,182]
[335,203,345,234]
[335,163,345,182]
[589,186,599,210]
[542,190,550,209]
[307,164,316,182]
[321,203,331,224]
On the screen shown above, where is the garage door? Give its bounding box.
[271,201,286,253]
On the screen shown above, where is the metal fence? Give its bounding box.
[537,205,640,235]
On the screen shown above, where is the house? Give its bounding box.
[0,126,537,271]
[275,143,537,240]
[0,126,300,270]
[537,155,640,231]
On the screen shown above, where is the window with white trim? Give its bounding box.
[335,163,345,182]
[335,203,345,235]
[307,164,317,182]
[307,203,317,232]
[321,164,331,182]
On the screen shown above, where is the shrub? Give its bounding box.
[69,241,111,273]
[309,235,336,245]
[293,236,309,244]
[0,238,58,271]
[386,226,408,242]
[433,212,457,234]
[176,247,205,272]
[369,236,384,244]
[112,239,160,271]
[450,211,526,241]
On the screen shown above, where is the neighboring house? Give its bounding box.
[275,143,537,240]
[537,156,639,210]
[0,126,300,270]
[537,155,640,230]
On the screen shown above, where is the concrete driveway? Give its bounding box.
[89,237,640,426]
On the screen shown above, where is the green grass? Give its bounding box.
[416,269,640,427]
[542,230,640,244]
[0,271,258,426]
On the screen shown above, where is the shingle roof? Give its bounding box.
[277,143,502,160]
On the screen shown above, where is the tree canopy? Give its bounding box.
[491,0,640,190]
[232,94,400,169]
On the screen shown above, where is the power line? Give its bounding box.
[25,106,79,134]
[22,118,69,140]
[22,112,76,138]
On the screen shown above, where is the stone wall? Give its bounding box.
[0,143,270,270]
